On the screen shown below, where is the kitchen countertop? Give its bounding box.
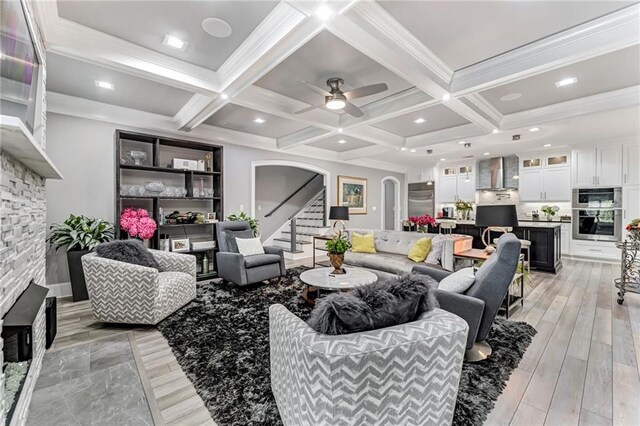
[436,218,566,228]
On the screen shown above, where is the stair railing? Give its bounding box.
[287,187,326,253]
[264,173,322,218]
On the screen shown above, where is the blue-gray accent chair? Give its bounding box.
[412,233,522,361]
[216,221,286,286]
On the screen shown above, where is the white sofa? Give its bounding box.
[342,229,471,277]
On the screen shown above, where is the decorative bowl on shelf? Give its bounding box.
[144,181,166,194]
[127,150,148,166]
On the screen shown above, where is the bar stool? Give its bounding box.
[439,221,456,234]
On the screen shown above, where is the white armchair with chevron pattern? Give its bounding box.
[269,304,468,426]
[81,250,196,325]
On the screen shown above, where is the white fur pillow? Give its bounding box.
[235,237,265,256]
[438,267,476,293]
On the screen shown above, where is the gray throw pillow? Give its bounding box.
[95,240,162,270]
[225,229,254,253]
[306,273,439,335]
[425,234,444,265]
[438,267,476,293]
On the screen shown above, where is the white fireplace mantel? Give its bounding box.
[0,115,62,180]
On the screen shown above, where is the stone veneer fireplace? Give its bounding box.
[0,151,49,425]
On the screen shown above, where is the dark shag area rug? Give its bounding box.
[157,267,536,426]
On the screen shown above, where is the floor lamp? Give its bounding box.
[475,205,519,254]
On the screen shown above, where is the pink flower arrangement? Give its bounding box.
[408,214,436,229]
[120,208,157,240]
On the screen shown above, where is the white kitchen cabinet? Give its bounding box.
[519,169,543,201]
[560,223,571,255]
[518,167,570,201]
[456,174,476,202]
[623,186,640,238]
[598,146,623,186]
[439,176,458,203]
[623,143,640,186]
[572,147,597,187]
[543,168,571,201]
[572,145,623,187]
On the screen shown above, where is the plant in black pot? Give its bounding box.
[47,215,114,301]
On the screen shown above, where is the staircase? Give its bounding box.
[272,189,327,257]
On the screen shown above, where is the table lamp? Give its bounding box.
[475,204,519,254]
[329,206,349,236]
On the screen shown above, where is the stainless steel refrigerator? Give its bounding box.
[408,182,435,217]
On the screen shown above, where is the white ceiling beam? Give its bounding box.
[460,93,503,129]
[338,88,438,129]
[277,127,332,150]
[231,85,339,130]
[33,13,222,95]
[405,123,487,149]
[451,4,640,95]
[326,3,497,131]
[178,6,325,131]
[343,126,404,148]
[340,145,394,161]
[501,85,640,130]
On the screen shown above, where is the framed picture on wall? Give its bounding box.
[338,175,367,215]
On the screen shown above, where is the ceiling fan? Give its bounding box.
[295,77,388,117]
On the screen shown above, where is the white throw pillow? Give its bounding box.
[438,267,476,294]
[235,237,265,256]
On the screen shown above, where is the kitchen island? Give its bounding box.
[437,219,563,273]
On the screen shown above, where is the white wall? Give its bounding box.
[44,113,405,285]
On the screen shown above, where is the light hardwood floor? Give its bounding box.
[49,258,640,426]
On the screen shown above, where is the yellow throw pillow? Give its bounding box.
[351,232,377,254]
[408,237,432,262]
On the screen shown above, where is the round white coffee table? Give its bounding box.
[299,267,378,304]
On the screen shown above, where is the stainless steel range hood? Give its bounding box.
[477,156,519,190]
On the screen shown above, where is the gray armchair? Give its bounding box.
[216,221,286,286]
[412,233,522,361]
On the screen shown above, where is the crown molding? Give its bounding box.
[461,93,503,128]
[451,4,640,94]
[277,127,332,149]
[501,85,640,129]
[174,94,220,129]
[343,125,405,148]
[406,123,487,149]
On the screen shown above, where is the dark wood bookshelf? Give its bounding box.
[115,130,223,281]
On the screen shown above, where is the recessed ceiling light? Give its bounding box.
[410,149,416,153]
[315,4,334,20]
[483,152,490,156]
[338,139,346,144]
[457,140,467,144]
[492,129,499,134]
[220,93,229,100]
[413,118,426,124]
[442,93,451,101]
[337,128,343,133]
[95,80,114,91]
[253,118,265,124]
[440,158,446,161]
[529,127,540,132]
[500,93,522,102]
[162,34,187,50]
[202,18,232,38]
[544,143,552,147]
[555,77,577,88]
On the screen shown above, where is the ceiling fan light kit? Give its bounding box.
[295,77,388,118]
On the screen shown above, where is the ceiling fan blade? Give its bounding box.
[295,104,324,114]
[300,81,331,96]
[344,83,388,100]
[342,101,364,118]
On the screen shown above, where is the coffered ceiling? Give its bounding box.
[35,0,640,172]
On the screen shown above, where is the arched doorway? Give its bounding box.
[381,176,401,231]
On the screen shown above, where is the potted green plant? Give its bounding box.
[541,205,560,221]
[325,234,352,274]
[454,200,474,220]
[47,215,114,301]
[226,212,259,236]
